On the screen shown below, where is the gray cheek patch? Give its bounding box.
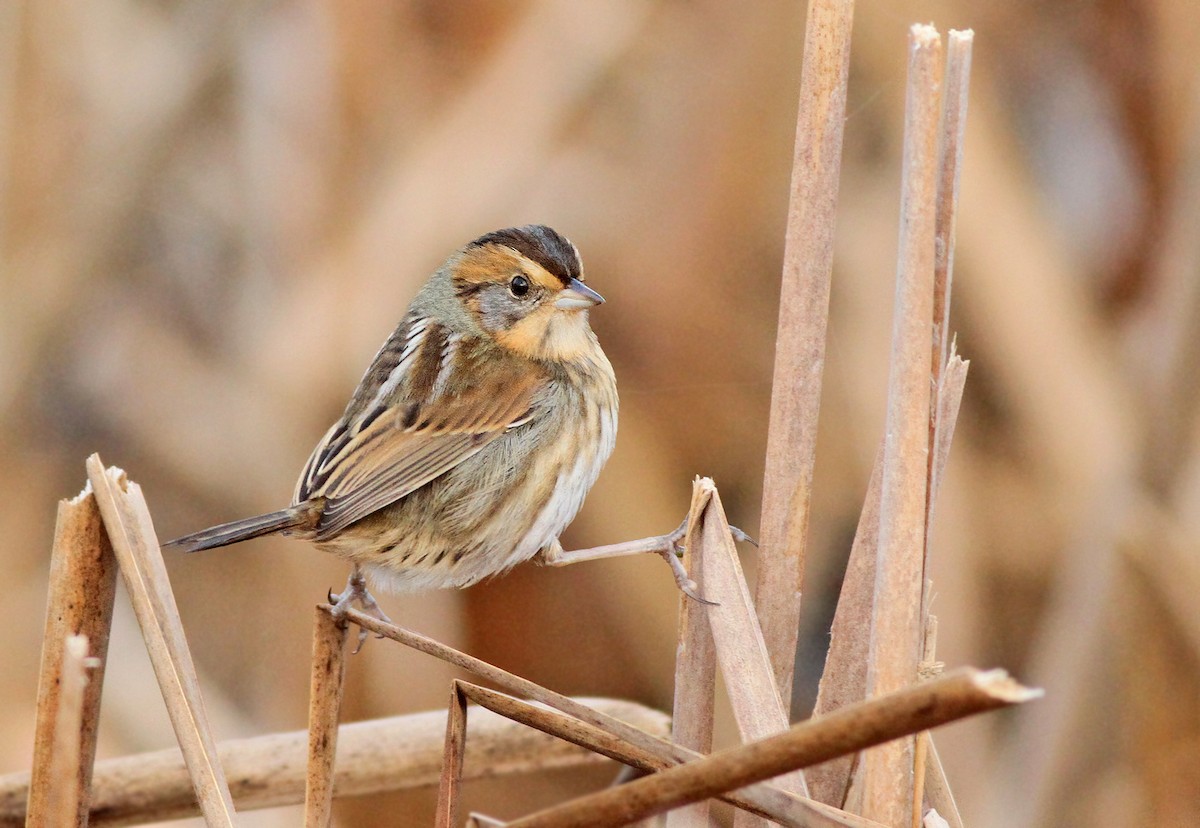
[477,286,527,332]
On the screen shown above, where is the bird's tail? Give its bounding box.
[164,505,313,553]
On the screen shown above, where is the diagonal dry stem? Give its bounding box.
[695,478,808,808]
[506,669,1040,828]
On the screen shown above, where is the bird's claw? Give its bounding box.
[328,568,393,653]
[730,525,759,547]
[658,546,718,606]
[659,518,755,605]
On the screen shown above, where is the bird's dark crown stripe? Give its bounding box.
[467,225,580,286]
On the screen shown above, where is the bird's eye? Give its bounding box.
[509,274,531,297]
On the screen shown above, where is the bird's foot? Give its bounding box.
[328,567,393,653]
[656,517,755,605]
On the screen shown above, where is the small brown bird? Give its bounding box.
[167,225,618,613]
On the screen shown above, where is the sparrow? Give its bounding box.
[166,225,618,616]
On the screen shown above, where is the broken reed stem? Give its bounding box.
[44,636,94,828]
[507,669,1040,828]
[929,31,974,393]
[694,479,807,806]
[860,25,943,827]
[27,487,118,828]
[755,0,856,709]
[435,684,469,828]
[303,608,350,828]
[924,27,975,626]
[84,455,237,828]
[667,480,717,828]
[337,606,853,828]
[0,700,666,826]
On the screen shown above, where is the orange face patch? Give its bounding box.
[494,304,594,362]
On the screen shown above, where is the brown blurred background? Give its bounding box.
[3,1,1199,826]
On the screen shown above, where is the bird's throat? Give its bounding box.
[495,308,596,363]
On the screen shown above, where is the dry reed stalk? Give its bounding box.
[43,636,95,828]
[755,0,856,711]
[303,607,350,828]
[666,479,717,828]
[434,683,469,828]
[83,455,236,828]
[27,487,118,828]
[0,700,665,826]
[859,25,943,826]
[506,669,1039,828]
[693,479,808,809]
[451,682,874,828]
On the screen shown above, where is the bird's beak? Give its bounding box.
[555,278,605,310]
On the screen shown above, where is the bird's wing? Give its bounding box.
[295,318,543,540]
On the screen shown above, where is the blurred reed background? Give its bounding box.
[3,1,1199,826]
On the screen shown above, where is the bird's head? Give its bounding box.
[448,225,604,362]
